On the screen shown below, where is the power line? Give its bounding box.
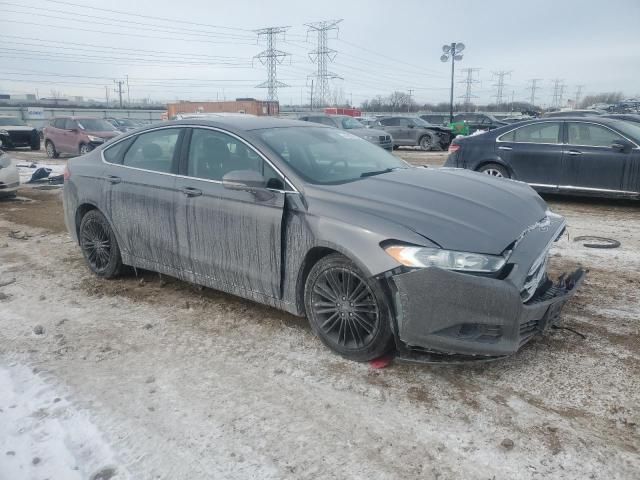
[492,70,512,106]
[306,19,343,107]
[458,68,480,109]
[527,78,543,106]
[254,27,291,102]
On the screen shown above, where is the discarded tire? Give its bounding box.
[573,236,620,249]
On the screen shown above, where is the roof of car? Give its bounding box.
[150,116,322,131]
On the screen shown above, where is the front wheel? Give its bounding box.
[30,139,41,151]
[79,143,93,155]
[304,253,393,362]
[45,140,59,158]
[478,163,510,178]
[79,210,124,278]
[419,134,435,151]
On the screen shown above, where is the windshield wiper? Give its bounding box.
[360,167,402,178]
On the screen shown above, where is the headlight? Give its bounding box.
[87,135,105,142]
[0,129,9,136]
[363,135,377,141]
[384,245,508,273]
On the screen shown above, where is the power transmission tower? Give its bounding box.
[574,84,585,109]
[114,80,125,108]
[407,88,414,112]
[458,68,480,109]
[527,78,542,106]
[550,79,565,108]
[306,19,343,107]
[492,70,512,107]
[254,26,291,102]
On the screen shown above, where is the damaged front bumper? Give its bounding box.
[390,266,585,358]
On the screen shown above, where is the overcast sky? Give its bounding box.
[2,0,639,107]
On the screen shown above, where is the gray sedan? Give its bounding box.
[63,117,584,362]
[298,114,393,150]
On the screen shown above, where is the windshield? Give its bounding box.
[0,117,26,126]
[412,118,430,127]
[340,117,364,129]
[613,120,640,143]
[116,119,137,127]
[257,126,408,184]
[77,119,117,131]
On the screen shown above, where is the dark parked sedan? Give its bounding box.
[64,117,584,362]
[374,116,452,150]
[446,117,640,198]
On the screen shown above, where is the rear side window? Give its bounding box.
[103,137,135,164]
[53,119,66,128]
[122,128,181,173]
[380,118,400,126]
[500,123,560,143]
[567,123,624,147]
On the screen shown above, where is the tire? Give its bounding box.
[79,210,124,279]
[30,139,41,151]
[478,163,510,179]
[392,145,399,150]
[45,140,59,158]
[419,134,435,151]
[304,253,393,362]
[79,143,93,155]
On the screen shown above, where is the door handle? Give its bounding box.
[181,187,202,197]
[566,150,582,156]
[498,145,512,151]
[106,175,121,184]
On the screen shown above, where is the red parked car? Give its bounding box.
[43,117,120,157]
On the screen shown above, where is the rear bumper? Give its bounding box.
[390,266,585,357]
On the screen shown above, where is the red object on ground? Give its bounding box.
[324,107,362,117]
[369,354,394,369]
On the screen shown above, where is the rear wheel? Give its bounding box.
[419,134,435,151]
[304,253,393,362]
[30,138,41,151]
[79,210,124,279]
[478,163,510,179]
[45,140,59,158]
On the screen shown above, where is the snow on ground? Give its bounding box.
[0,160,638,479]
[0,364,126,480]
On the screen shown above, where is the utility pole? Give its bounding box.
[458,67,480,110]
[574,84,585,109]
[407,88,414,112]
[310,79,314,111]
[440,42,465,123]
[126,75,130,106]
[105,86,109,105]
[114,80,125,108]
[527,78,542,107]
[306,19,343,107]
[550,79,565,109]
[492,70,512,107]
[254,26,291,102]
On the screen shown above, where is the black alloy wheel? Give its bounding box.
[305,254,393,361]
[79,210,123,278]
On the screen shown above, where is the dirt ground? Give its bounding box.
[0,149,638,479]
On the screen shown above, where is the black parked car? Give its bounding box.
[445,117,640,198]
[0,116,40,150]
[543,109,603,118]
[419,113,449,126]
[452,113,507,131]
[63,117,583,362]
[298,114,392,150]
[374,116,452,151]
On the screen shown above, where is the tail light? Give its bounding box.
[63,164,70,182]
[448,144,461,153]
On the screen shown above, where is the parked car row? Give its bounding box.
[0,116,40,150]
[44,117,120,157]
[298,114,393,150]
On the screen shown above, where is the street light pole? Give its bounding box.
[441,42,465,124]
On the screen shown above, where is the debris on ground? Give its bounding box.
[573,236,621,249]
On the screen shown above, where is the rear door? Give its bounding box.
[562,121,634,192]
[174,127,287,299]
[103,127,184,270]
[378,118,402,144]
[496,121,563,187]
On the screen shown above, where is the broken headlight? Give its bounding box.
[384,245,508,273]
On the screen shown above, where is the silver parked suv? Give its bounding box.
[298,114,393,150]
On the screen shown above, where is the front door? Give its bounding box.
[496,121,563,187]
[174,127,286,299]
[104,127,184,270]
[562,121,635,192]
[378,118,403,145]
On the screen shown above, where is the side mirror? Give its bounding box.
[611,140,632,153]
[407,124,415,128]
[222,170,275,201]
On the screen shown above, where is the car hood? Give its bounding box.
[1,126,35,132]
[84,130,120,138]
[308,167,548,255]
[346,128,389,138]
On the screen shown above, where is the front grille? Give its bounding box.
[379,135,391,143]
[9,131,32,144]
[519,319,539,345]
